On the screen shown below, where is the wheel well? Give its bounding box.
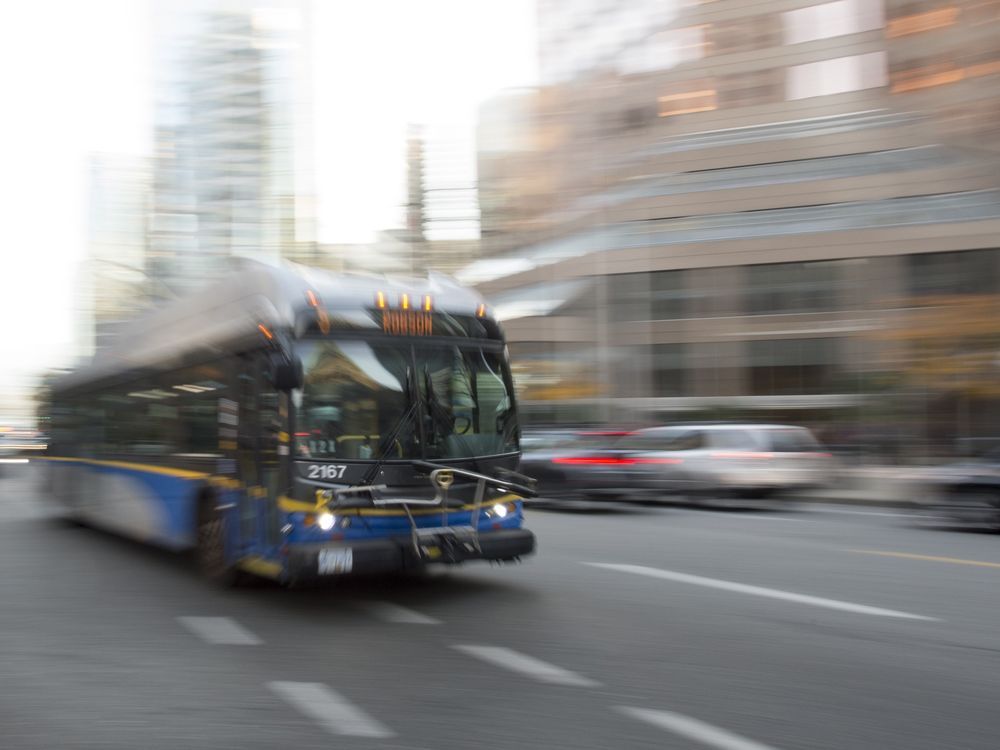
[194,486,217,526]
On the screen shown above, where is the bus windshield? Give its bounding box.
[294,338,518,461]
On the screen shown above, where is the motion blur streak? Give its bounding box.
[6,0,1000,749]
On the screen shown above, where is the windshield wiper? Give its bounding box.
[422,365,455,446]
[355,366,418,488]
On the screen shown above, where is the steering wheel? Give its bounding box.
[454,415,472,434]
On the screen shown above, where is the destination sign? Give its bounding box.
[381,309,434,336]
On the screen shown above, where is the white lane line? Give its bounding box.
[683,512,803,523]
[267,681,394,739]
[452,645,601,687]
[618,707,782,750]
[584,563,938,621]
[806,506,908,517]
[360,601,441,625]
[176,616,262,645]
[808,507,943,520]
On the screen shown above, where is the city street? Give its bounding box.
[4,462,1000,750]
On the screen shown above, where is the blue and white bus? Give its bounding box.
[43,263,536,584]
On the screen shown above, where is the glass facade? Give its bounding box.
[744,260,847,315]
[906,249,1000,297]
[651,343,688,396]
[748,338,842,395]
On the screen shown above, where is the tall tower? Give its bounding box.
[148,1,315,293]
[79,153,153,358]
[405,124,426,244]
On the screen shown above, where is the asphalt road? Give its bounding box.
[4,462,1000,750]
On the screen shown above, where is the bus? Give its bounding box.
[43,263,536,584]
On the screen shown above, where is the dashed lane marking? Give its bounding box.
[267,681,395,738]
[584,563,938,621]
[850,549,1000,569]
[176,616,262,645]
[360,601,442,625]
[618,707,783,750]
[452,644,601,687]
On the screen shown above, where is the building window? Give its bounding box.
[651,271,690,319]
[610,272,650,322]
[907,249,999,297]
[718,69,783,108]
[886,5,959,36]
[890,59,964,92]
[786,52,888,99]
[891,45,1000,93]
[744,261,845,315]
[659,79,717,116]
[622,25,708,74]
[784,0,884,45]
[748,338,841,395]
[611,271,692,320]
[708,16,779,55]
[652,343,688,396]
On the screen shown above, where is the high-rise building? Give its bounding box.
[472,0,1000,444]
[148,1,315,294]
[885,0,1000,151]
[399,124,481,274]
[77,153,153,359]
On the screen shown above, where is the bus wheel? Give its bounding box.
[196,495,240,586]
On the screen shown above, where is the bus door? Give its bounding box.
[236,354,283,555]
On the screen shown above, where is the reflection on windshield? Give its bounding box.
[417,345,517,460]
[295,340,413,460]
[294,339,518,461]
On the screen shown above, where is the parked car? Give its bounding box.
[612,424,834,505]
[518,428,638,502]
[921,448,1000,529]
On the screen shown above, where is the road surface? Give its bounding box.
[3,462,1000,749]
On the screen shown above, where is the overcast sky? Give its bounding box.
[0,0,537,422]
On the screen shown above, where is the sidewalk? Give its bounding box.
[800,466,929,507]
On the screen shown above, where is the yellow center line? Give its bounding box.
[850,549,1000,569]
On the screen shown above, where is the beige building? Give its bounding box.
[470,0,1000,446]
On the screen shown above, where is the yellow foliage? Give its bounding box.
[874,295,1000,396]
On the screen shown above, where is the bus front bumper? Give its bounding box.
[285,528,536,581]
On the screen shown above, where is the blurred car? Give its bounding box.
[922,448,1000,528]
[612,424,834,505]
[519,423,833,505]
[518,428,638,502]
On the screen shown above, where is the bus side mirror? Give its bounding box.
[269,354,303,391]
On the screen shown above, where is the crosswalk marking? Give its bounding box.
[361,601,441,625]
[267,681,394,738]
[176,616,262,645]
[618,707,783,750]
[452,644,600,687]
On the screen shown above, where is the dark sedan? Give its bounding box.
[518,429,637,503]
[924,448,1000,529]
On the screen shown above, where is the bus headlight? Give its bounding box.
[317,512,336,531]
[487,502,516,519]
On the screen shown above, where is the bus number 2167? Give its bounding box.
[307,464,347,479]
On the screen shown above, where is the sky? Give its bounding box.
[0,0,537,422]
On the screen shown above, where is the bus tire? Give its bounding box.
[196,492,240,586]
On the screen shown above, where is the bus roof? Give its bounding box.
[54,261,489,393]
